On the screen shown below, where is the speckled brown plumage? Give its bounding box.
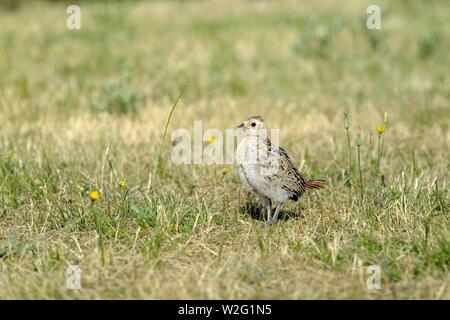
[236,116,326,224]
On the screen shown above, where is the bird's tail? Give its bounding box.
[305,179,327,190]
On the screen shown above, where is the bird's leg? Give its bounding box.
[271,202,283,224]
[261,198,272,224]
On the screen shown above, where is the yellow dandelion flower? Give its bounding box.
[376,124,385,135]
[118,180,126,188]
[207,135,215,144]
[89,191,100,202]
[222,167,229,176]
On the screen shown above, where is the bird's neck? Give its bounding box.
[243,134,270,148]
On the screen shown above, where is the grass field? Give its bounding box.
[0,0,449,299]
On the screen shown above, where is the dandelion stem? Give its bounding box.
[91,205,105,267]
[355,127,363,198]
[357,144,363,196]
[343,113,352,184]
[376,126,386,176]
[346,129,352,175]
[376,133,381,174]
[377,110,388,178]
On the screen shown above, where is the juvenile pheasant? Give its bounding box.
[235,116,326,224]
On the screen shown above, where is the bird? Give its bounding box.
[235,116,326,224]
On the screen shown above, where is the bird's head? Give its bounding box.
[237,116,267,135]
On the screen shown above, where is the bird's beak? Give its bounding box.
[237,123,244,129]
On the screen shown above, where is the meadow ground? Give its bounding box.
[0,0,449,299]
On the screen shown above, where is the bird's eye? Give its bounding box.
[251,122,256,127]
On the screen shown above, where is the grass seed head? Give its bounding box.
[356,127,362,146]
[343,112,350,129]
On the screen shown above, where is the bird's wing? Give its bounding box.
[265,140,307,196]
